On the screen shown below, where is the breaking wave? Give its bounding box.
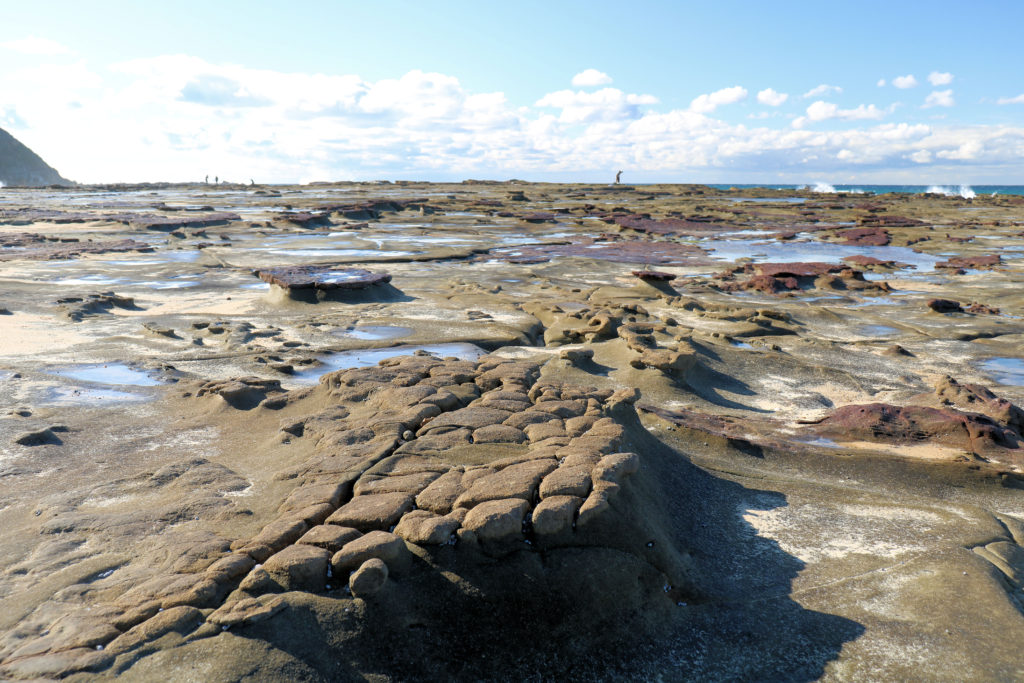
[926,184,976,199]
[802,182,836,193]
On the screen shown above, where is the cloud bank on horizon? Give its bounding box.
[2,38,1024,184]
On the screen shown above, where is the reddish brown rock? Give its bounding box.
[255,266,392,291]
[837,227,890,246]
[815,403,1020,454]
[936,255,1001,270]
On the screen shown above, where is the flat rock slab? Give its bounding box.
[255,266,392,290]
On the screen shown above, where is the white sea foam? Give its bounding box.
[926,184,976,199]
[803,182,836,193]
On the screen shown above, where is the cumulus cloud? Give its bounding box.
[571,69,612,87]
[690,86,747,113]
[923,89,955,108]
[0,36,72,55]
[756,88,788,106]
[803,84,842,98]
[536,87,658,124]
[877,79,887,87]
[793,100,885,127]
[928,71,953,86]
[892,74,918,89]
[998,94,1024,105]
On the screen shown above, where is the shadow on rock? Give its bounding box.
[215,421,862,680]
[266,282,414,305]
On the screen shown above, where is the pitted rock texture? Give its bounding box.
[0,354,686,679]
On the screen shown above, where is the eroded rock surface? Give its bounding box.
[2,182,1024,680]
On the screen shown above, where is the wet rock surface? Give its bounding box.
[1,182,1024,680]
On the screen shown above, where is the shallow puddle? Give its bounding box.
[260,248,415,259]
[856,325,900,337]
[724,197,807,204]
[700,239,943,271]
[294,343,486,383]
[980,357,1024,386]
[51,363,163,386]
[332,325,413,341]
[44,386,150,404]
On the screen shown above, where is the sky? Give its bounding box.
[1,0,1023,185]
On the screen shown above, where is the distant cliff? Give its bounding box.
[0,127,72,187]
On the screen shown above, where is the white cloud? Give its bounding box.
[877,79,887,87]
[690,86,747,113]
[908,149,932,163]
[803,84,842,98]
[923,89,954,108]
[0,36,72,56]
[998,94,1024,105]
[892,74,918,89]
[571,69,612,88]
[536,87,657,124]
[756,88,788,106]
[928,71,954,86]
[796,100,885,127]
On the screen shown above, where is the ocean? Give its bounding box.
[705,183,1024,198]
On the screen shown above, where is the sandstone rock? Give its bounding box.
[461,498,529,543]
[285,502,335,527]
[207,595,286,627]
[349,558,389,598]
[239,567,276,594]
[592,452,640,484]
[263,544,331,591]
[394,510,460,545]
[576,484,618,529]
[279,482,350,513]
[531,495,583,537]
[326,492,414,531]
[415,469,465,514]
[297,524,362,552]
[539,465,593,498]
[532,399,587,419]
[248,517,309,555]
[205,553,256,582]
[455,459,558,508]
[105,606,203,656]
[472,424,528,444]
[524,420,566,442]
[419,406,512,434]
[331,531,408,573]
[354,470,443,496]
[503,410,562,430]
[564,415,601,437]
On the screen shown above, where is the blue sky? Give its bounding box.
[1,0,1022,184]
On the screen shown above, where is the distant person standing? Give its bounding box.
[215,176,219,184]
[615,170,623,184]
[204,175,208,184]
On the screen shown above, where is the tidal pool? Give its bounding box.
[51,363,163,387]
[980,357,1024,386]
[294,343,486,383]
[332,325,413,341]
[700,239,943,271]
